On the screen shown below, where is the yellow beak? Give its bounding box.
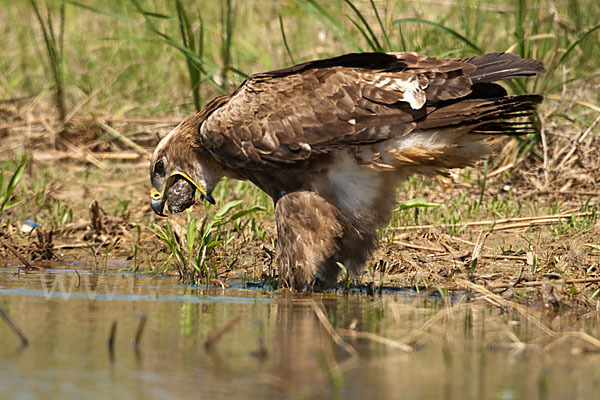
[150,171,208,216]
[151,171,207,201]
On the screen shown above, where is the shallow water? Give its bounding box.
[1,267,600,400]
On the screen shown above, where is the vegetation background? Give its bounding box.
[1,0,599,302]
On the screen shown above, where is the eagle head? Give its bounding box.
[149,114,224,216]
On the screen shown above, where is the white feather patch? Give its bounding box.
[153,123,181,157]
[313,151,382,217]
[399,77,426,110]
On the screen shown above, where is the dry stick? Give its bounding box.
[107,116,181,124]
[396,242,529,261]
[0,239,42,271]
[488,218,572,231]
[558,114,600,169]
[488,162,514,178]
[203,315,242,352]
[393,240,444,253]
[310,301,359,362]
[0,307,29,346]
[60,139,104,168]
[479,254,527,261]
[487,277,600,290]
[543,331,600,352]
[392,211,593,231]
[54,150,141,160]
[546,93,600,113]
[538,111,550,185]
[338,328,413,352]
[134,314,147,349]
[0,116,179,131]
[455,279,554,336]
[32,150,143,162]
[97,121,151,156]
[0,119,43,131]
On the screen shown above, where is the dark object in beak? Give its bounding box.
[166,176,196,214]
[151,198,166,216]
[150,175,214,216]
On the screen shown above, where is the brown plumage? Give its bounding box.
[149,51,544,290]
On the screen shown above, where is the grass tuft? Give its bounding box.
[29,0,67,125]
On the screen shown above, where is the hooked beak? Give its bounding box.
[150,187,166,216]
[150,171,214,217]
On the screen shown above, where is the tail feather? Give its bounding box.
[471,121,538,136]
[418,94,543,131]
[461,52,546,83]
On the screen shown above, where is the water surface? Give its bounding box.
[1,267,599,399]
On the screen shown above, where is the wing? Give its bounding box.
[199,52,539,170]
[199,52,476,169]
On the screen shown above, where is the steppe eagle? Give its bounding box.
[149,52,544,290]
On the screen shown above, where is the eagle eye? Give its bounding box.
[154,160,165,176]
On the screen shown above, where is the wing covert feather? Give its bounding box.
[198,52,523,170]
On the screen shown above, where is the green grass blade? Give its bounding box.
[30,0,66,122]
[215,200,243,220]
[221,0,235,89]
[343,0,382,51]
[0,156,27,213]
[392,17,483,54]
[67,1,135,22]
[129,0,227,95]
[278,14,295,64]
[227,206,266,223]
[370,0,391,51]
[175,0,202,110]
[540,23,600,92]
[396,198,440,211]
[223,66,248,79]
[515,0,525,58]
[293,0,363,52]
[347,16,378,51]
[137,11,171,19]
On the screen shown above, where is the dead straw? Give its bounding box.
[0,238,43,271]
[455,279,554,336]
[310,301,359,361]
[97,121,151,156]
[392,211,594,232]
[393,240,444,252]
[203,314,242,352]
[487,277,600,290]
[0,306,29,346]
[338,328,413,352]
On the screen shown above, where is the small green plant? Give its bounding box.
[151,200,264,285]
[88,238,120,271]
[0,156,27,217]
[336,262,352,292]
[23,170,52,212]
[48,199,73,232]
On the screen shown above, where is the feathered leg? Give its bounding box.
[275,191,342,290]
[275,191,378,290]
